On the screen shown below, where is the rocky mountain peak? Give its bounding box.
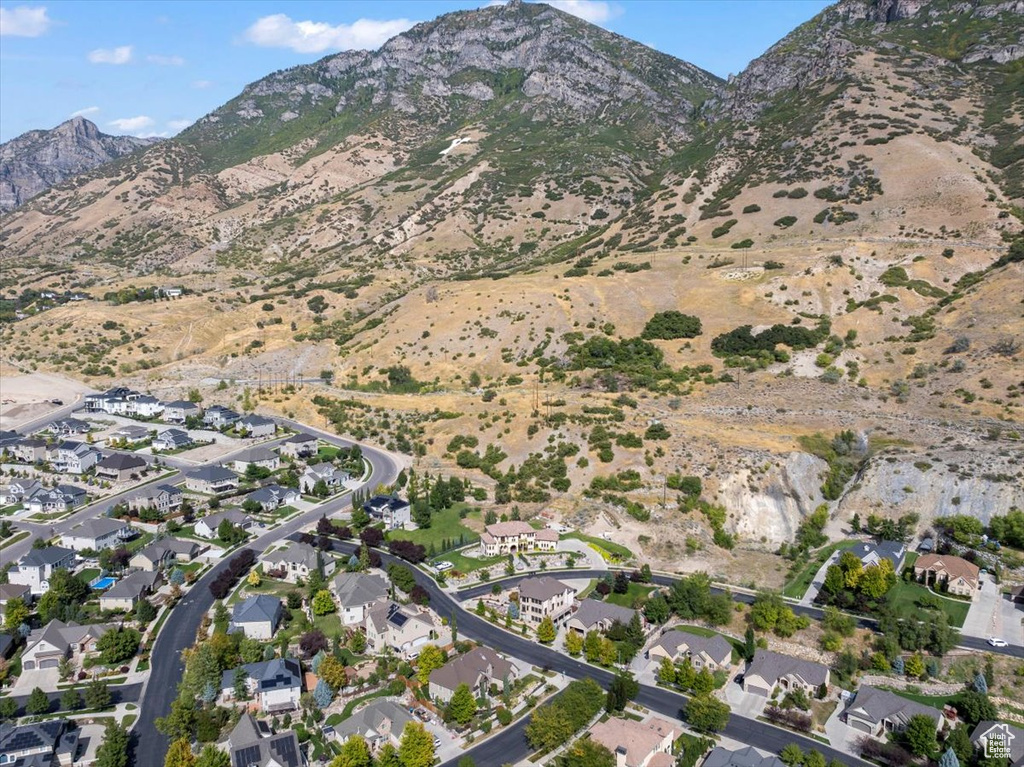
[0,117,158,213]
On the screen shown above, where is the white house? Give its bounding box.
[21,620,111,670]
[280,433,317,460]
[162,400,201,424]
[229,595,283,640]
[8,547,77,595]
[517,576,576,628]
[330,572,389,625]
[263,541,334,583]
[0,478,42,506]
[48,441,101,474]
[23,485,87,514]
[152,428,193,451]
[194,509,254,539]
[60,518,132,552]
[230,447,280,474]
[299,463,349,494]
[363,496,411,531]
[236,415,276,438]
[221,658,302,713]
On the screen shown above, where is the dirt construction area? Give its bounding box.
[0,368,93,430]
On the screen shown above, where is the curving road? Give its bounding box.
[308,541,871,767]
[132,423,402,767]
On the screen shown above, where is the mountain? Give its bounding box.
[0,0,1021,568]
[0,117,158,213]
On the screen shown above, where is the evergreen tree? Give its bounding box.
[95,722,130,767]
[446,683,478,725]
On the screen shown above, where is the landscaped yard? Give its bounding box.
[229,576,295,605]
[390,504,481,551]
[437,549,506,575]
[561,532,634,562]
[887,579,970,627]
[782,540,858,599]
[604,582,656,608]
[313,613,342,639]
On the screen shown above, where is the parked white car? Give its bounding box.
[434,561,453,572]
[988,637,1008,647]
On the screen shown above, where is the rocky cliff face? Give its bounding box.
[0,117,157,212]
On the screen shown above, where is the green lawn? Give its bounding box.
[79,568,101,584]
[390,504,481,550]
[561,532,634,561]
[438,550,506,575]
[604,583,656,607]
[577,579,598,599]
[313,613,343,639]
[887,580,970,627]
[885,687,953,709]
[782,540,858,599]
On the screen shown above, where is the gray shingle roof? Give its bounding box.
[331,572,388,609]
[331,699,412,744]
[187,466,238,483]
[100,570,159,600]
[747,649,829,688]
[570,598,636,630]
[429,646,514,693]
[652,629,733,666]
[844,685,942,728]
[518,575,572,602]
[20,546,75,568]
[231,595,282,626]
[97,453,147,471]
[971,721,1024,764]
[702,746,785,767]
[221,658,301,692]
[66,517,128,540]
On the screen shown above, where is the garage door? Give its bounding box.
[850,718,873,734]
[745,684,770,696]
[23,660,35,670]
[39,658,59,669]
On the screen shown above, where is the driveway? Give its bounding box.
[801,550,841,605]
[724,678,767,719]
[12,666,60,694]
[962,574,1004,640]
[823,696,862,755]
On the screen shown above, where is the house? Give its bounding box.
[280,433,317,460]
[743,649,830,697]
[299,463,349,494]
[330,572,389,625]
[95,453,148,482]
[162,400,201,424]
[970,721,1024,767]
[841,685,944,736]
[107,425,150,445]
[517,576,576,627]
[48,418,90,436]
[0,583,31,609]
[428,646,516,704]
[229,595,283,640]
[242,484,299,512]
[23,485,87,514]
[230,446,280,474]
[130,538,202,571]
[185,466,239,494]
[480,521,559,556]
[60,517,132,552]
[236,414,277,438]
[363,495,411,531]
[48,441,101,474]
[702,747,785,767]
[365,601,441,659]
[566,599,640,636]
[0,479,42,506]
[194,509,254,540]
[10,438,48,463]
[127,483,183,514]
[225,714,302,767]
[152,428,193,451]
[587,716,680,767]
[0,719,80,767]
[852,540,907,571]
[84,387,163,418]
[203,405,241,429]
[221,658,303,713]
[21,620,110,670]
[263,541,335,583]
[99,571,162,612]
[330,699,412,750]
[914,553,981,598]
[647,629,733,671]
[8,546,76,595]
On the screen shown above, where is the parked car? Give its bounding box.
[435,561,453,572]
[988,637,1008,647]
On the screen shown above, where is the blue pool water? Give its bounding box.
[92,577,116,590]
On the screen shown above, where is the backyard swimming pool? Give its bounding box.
[92,577,117,590]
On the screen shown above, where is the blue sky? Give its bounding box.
[0,0,831,142]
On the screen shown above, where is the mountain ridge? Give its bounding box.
[0,116,158,213]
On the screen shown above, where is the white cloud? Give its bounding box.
[70,106,100,117]
[166,118,192,132]
[191,79,213,89]
[147,53,185,66]
[88,45,133,65]
[243,13,415,54]
[547,0,621,24]
[0,5,52,37]
[108,115,155,134]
